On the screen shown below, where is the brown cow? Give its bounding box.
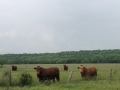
[34,66,60,82]
[77,65,97,79]
[63,64,68,71]
[11,65,17,71]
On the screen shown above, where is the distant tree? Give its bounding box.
[0,58,7,66]
[1,49,120,64]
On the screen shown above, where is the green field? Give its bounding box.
[0,64,120,90]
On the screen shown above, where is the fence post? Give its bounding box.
[110,69,112,80]
[67,70,74,83]
[9,70,11,86]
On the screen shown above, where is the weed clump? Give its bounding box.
[19,71,33,87]
[0,70,11,86]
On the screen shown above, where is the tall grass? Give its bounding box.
[0,64,120,90]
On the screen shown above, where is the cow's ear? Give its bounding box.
[34,67,36,69]
[40,67,43,71]
[83,66,86,69]
[77,67,79,69]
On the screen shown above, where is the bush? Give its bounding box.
[19,71,33,87]
[0,65,3,68]
[0,70,11,86]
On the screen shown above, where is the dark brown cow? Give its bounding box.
[63,64,68,71]
[34,66,60,82]
[77,65,97,79]
[11,65,17,71]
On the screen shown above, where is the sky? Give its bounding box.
[0,0,120,54]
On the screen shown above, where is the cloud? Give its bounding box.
[0,29,17,39]
[0,0,120,54]
[0,0,12,7]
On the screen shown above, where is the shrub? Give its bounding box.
[19,71,33,87]
[0,70,11,86]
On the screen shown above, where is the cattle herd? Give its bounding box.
[11,64,97,82]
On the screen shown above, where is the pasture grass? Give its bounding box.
[0,64,120,90]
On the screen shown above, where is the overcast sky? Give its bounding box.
[0,0,120,54]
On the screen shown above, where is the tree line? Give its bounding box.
[0,49,120,64]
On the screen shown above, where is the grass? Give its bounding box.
[0,64,120,90]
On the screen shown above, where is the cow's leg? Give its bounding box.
[38,78,41,82]
[56,75,60,82]
[52,77,55,82]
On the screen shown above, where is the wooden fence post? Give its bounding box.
[110,69,112,80]
[67,70,74,83]
[9,70,11,86]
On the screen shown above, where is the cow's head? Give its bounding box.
[77,65,86,73]
[34,66,42,76]
[63,65,66,67]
